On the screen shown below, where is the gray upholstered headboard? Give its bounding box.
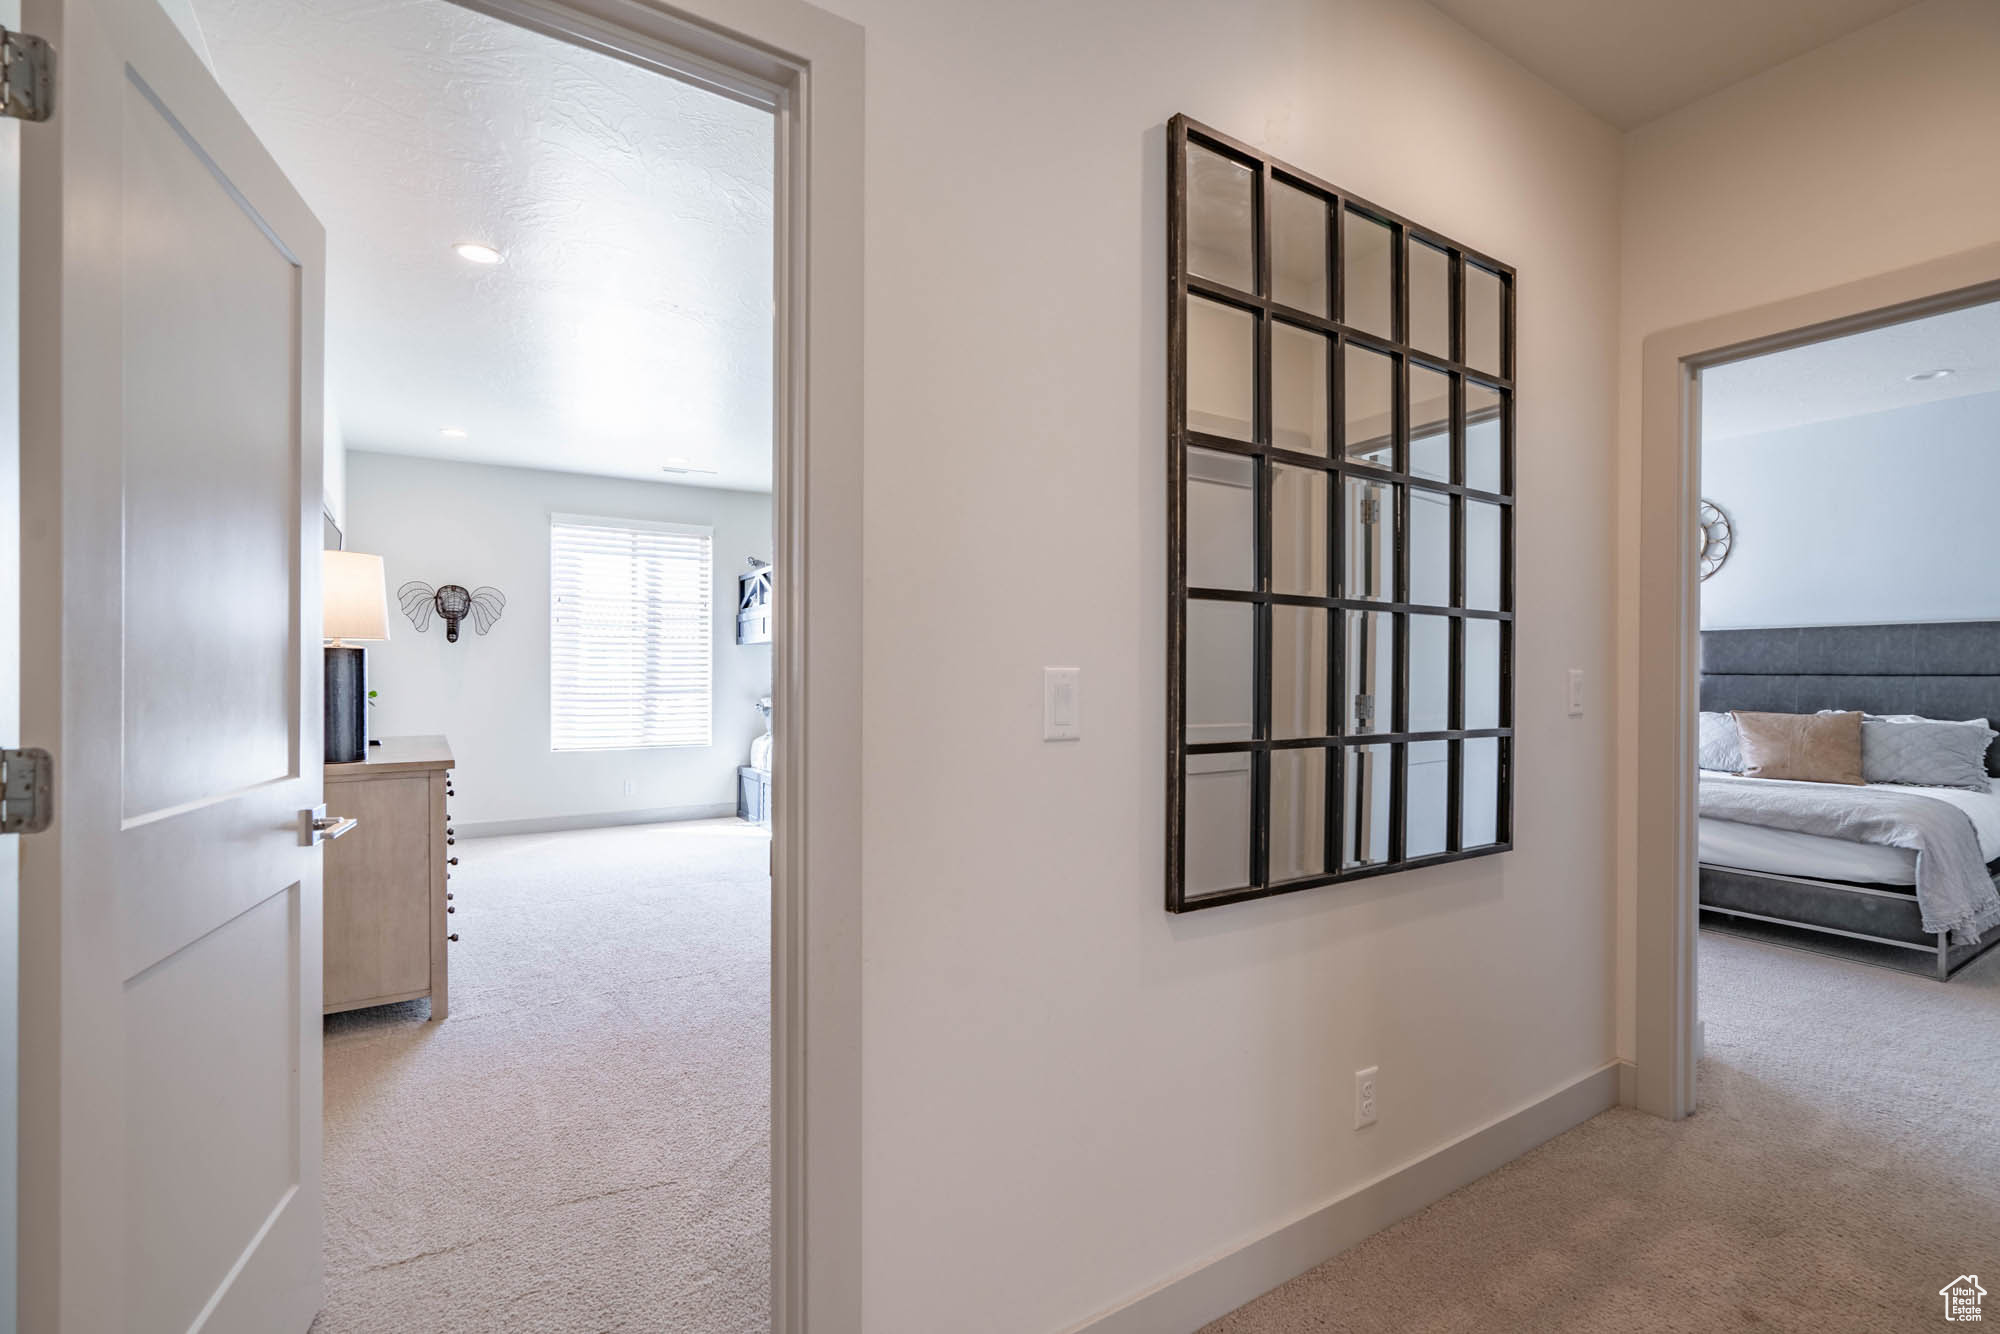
[1700,622,2000,774]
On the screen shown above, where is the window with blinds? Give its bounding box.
[550,515,714,751]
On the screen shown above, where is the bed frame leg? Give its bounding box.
[1939,934,1950,982]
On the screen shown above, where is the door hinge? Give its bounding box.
[1,26,53,123]
[1,748,53,834]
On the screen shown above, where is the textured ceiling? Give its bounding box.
[1428,0,1924,129]
[192,0,775,491]
[1703,300,2000,442]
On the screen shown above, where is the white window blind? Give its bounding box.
[550,515,713,750]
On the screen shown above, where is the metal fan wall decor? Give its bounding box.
[1697,501,1733,581]
[398,581,506,642]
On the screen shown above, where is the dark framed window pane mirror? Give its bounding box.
[1168,114,1515,912]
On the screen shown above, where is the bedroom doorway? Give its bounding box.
[55,0,862,1329]
[206,4,785,1321]
[1629,246,2000,1122]
[1649,291,2000,1320]
[1689,297,2000,1103]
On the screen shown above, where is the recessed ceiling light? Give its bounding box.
[1907,368,1955,382]
[440,427,468,439]
[453,242,503,265]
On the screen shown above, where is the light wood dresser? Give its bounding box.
[324,735,457,1019]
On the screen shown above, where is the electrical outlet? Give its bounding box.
[1354,1066,1379,1130]
[622,779,637,797]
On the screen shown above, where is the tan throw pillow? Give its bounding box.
[1731,710,1865,785]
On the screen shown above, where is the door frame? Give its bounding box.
[449,2,866,1328]
[12,0,862,1326]
[1628,241,2000,1120]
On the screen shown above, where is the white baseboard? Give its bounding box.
[1066,1062,1621,1334]
[1618,1060,1637,1107]
[456,802,740,838]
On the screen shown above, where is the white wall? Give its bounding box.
[154,0,214,70]
[323,403,347,535]
[344,451,771,831]
[1700,389,2000,630]
[803,0,1623,1328]
[1614,0,2000,1056]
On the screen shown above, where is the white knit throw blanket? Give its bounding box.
[1700,775,2000,944]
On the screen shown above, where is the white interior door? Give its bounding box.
[18,0,326,1328]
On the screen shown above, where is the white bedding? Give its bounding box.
[1698,774,2000,886]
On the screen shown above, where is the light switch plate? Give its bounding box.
[1044,667,1081,741]
[1565,668,1585,717]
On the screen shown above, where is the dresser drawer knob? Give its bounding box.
[447,905,455,914]
[447,933,459,943]
[448,856,459,866]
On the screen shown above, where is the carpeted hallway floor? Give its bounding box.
[1203,930,2000,1333]
[311,819,770,1334]
[311,821,1998,1333]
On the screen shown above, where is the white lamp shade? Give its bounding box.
[323,550,390,641]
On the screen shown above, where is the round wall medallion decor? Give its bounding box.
[1697,500,1733,581]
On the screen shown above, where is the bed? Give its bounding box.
[1697,621,2000,981]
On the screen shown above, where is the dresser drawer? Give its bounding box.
[324,772,435,1010]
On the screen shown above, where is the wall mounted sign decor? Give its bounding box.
[737,558,773,645]
[1167,114,1516,912]
[397,581,506,643]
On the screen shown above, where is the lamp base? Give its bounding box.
[325,645,368,764]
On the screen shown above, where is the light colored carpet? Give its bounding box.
[311,818,771,1334]
[1204,929,2000,1333]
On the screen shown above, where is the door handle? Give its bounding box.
[300,805,360,846]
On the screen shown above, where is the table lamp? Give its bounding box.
[324,550,390,763]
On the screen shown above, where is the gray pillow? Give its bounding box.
[1853,714,1995,790]
[1698,711,1742,773]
